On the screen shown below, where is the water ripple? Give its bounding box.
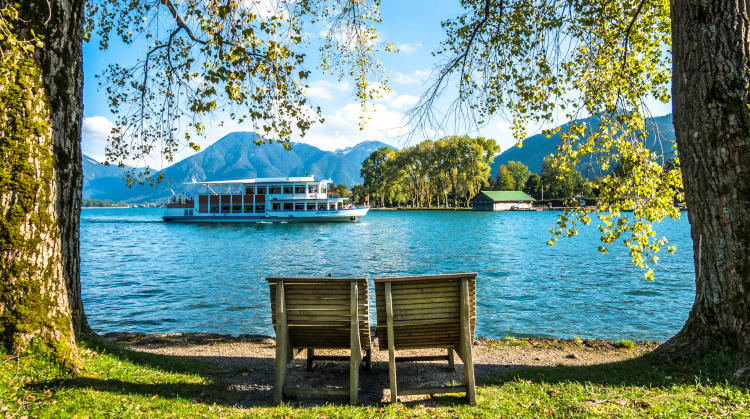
[81,208,695,341]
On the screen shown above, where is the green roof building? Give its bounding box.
[472,190,535,211]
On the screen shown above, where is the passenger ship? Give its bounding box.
[163,176,369,222]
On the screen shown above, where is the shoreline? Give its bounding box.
[102,332,661,405]
[370,207,473,211]
[102,331,660,347]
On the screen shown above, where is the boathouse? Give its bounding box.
[472,191,536,211]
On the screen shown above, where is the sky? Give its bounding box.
[81,1,672,167]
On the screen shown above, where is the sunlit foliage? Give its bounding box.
[420,0,682,278]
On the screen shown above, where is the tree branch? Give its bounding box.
[160,0,207,45]
[621,0,646,75]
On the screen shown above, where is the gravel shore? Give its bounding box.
[103,332,660,406]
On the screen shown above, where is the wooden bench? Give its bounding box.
[375,273,477,404]
[267,277,372,405]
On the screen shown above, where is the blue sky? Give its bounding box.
[81,1,671,167]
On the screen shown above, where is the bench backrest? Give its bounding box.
[267,277,371,351]
[375,273,476,350]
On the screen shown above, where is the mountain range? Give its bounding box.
[491,114,676,175]
[83,114,676,203]
[83,132,392,203]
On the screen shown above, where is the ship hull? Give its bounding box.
[163,207,369,223]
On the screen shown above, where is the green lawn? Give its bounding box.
[1,336,748,418]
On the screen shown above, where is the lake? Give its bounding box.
[81,208,695,341]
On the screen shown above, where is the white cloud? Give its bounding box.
[396,42,421,54]
[83,116,115,137]
[300,102,409,151]
[305,79,350,100]
[389,94,419,110]
[82,116,115,161]
[393,69,430,85]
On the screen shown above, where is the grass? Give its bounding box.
[616,339,636,349]
[1,336,749,417]
[501,336,530,347]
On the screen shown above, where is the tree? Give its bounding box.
[1,1,87,369]
[540,159,586,200]
[1,0,387,367]
[505,161,530,190]
[418,0,750,373]
[349,184,366,205]
[523,174,541,199]
[328,183,351,198]
[665,2,750,367]
[359,136,497,208]
[361,146,396,207]
[494,166,515,190]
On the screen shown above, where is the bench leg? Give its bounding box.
[306,348,314,370]
[385,282,398,402]
[274,347,287,404]
[349,352,360,405]
[448,348,455,371]
[274,282,289,404]
[459,278,476,405]
[364,349,372,370]
[349,281,362,405]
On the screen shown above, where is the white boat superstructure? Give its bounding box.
[163,176,369,223]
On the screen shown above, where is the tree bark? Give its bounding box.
[665,0,750,377]
[0,0,87,368]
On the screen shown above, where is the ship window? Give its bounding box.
[255,204,265,212]
[309,185,318,194]
[295,185,306,194]
[272,202,281,210]
[210,204,219,213]
[244,202,254,213]
[221,195,231,213]
[283,202,293,210]
[198,195,209,213]
[256,186,267,194]
[269,185,281,194]
[232,195,242,213]
[307,203,316,211]
[283,185,293,194]
[245,186,255,195]
[295,202,305,211]
[317,203,326,210]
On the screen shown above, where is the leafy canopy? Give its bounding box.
[361,136,499,207]
[420,0,680,278]
[86,0,390,183]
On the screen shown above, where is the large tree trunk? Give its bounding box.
[0,0,87,368]
[665,0,750,377]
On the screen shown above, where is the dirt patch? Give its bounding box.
[103,332,661,406]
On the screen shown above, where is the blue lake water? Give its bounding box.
[81,208,695,341]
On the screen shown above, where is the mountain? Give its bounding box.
[82,156,134,200]
[491,114,675,175]
[82,133,394,203]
